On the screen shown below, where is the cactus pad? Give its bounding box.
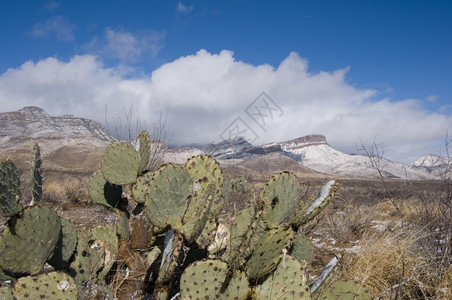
[90,225,118,279]
[13,271,78,299]
[255,255,310,300]
[0,160,22,218]
[88,169,122,209]
[101,142,140,185]
[291,180,339,227]
[0,205,61,274]
[290,234,314,265]
[245,225,294,281]
[69,226,117,283]
[261,172,300,228]
[48,217,78,269]
[132,171,153,204]
[145,164,192,230]
[0,286,13,299]
[134,130,151,173]
[223,205,266,268]
[180,259,250,300]
[317,279,371,300]
[184,155,225,219]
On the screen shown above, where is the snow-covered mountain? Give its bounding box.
[205,134,445,180]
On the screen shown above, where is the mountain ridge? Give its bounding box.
[0,106,448,179]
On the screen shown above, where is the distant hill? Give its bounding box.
[0,106,448,180]
[0,106,116,173]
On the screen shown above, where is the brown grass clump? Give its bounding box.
[43,174,90,204]
[342,226,427,299]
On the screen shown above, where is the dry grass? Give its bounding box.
[43,173,90,204]
[342,226,428,299]
[318,186,452,300]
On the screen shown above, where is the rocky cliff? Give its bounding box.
[0,106,116,173]
[0,106,115,149]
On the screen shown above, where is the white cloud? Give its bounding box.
[44,1,60,11]
[0,50,450,163]
[85,28,165,64]
[30,16,75,41]
[177,2,193,14]
[426,94,438,102]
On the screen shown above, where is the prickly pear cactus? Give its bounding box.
[132,170,153,204]
[90,225,118,279]
[0,160,22,218]
[70,226,117,283]
[290,234,314,265]
[291,180,339,227]
[48,217,78,269]
[101,142,140,185]
[183,155,225,244]
[254,255,310,300]
[222,204,266,268]
[29,143,42,204]
[134,129,151,173]
[145,164,192,230]
[245,225,294,281]
[184,155,224,206]
[0,286,13,300]
[115,210,130,241]
[316,279,372,300]
[88,169,122,209]
[0,205,61,274]
[13,271,78,299]
[261,172,300,229]
[180,259,250,300]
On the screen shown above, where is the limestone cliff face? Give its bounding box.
[0,106,116,173]
[0,106,115,147]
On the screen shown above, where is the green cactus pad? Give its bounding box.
[101,142,140,185]
[132,171,153,204]
[184,155,224,216]
[89,225,118,279]
[0,205,61,274]
[29,143,42,204]
[261,172,300,229]
[290,234,314,265]
[116,210,130,241]
[69,226,117,283]
[48,217,78,269]
[88,169,122,209]
[69,231,102,283]
[223,205,266,268]
[134,130,151,173]
[317,279,372,300]
[255,255,310,300]
[13,271,78,299]
[196,217,219,248]
[245,225,294,281]
[291,180,339,227]
[180,259,250,300]
[0,286,13,300]
[145,164,192,230]
[0,160,22,218]
[181,182,215,242]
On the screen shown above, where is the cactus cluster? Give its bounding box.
[0,144,122,299]
[0,130,372,299]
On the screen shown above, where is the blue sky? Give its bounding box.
[0,0,451,163]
